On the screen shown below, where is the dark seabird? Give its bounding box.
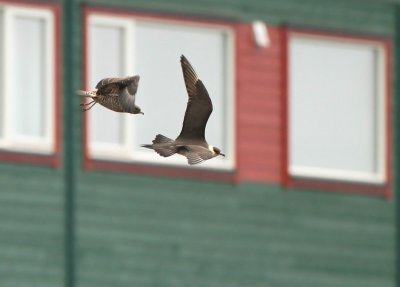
[76,76,143,114]
[141,55,225,165]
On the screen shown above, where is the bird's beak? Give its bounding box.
[220,153,225,157]
[140,112,144,115]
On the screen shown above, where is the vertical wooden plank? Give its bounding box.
[63,0,77,286]
[394,6,400,287]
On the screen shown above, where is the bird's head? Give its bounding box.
[132,75,140,85]
[211,146,225,157]
[134,106,144,115]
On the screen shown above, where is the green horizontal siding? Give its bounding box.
[76,174,395,287]
[0,164,64,287]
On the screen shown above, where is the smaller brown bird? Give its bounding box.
[76,75,143,114]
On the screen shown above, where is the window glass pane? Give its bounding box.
[89,24,125,145]
[135,22,227,153]
[289,37,378,174]
[0,10,3,139]
[13,16,45,138]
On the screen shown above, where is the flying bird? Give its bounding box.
[76,75,143,114]
[141,55,225,165]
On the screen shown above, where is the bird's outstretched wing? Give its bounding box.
[176,55,212,142]
[118,88,137,113]
[186,151,214,165]
[96,76,139,95]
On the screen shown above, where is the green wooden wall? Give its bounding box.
[76,174,395,287]
[0,163,64,287]
[0,0,397,287]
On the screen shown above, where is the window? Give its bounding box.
[87,17,133,159]
[86,13,234,170]
[287,32,388,184]
[0,4,56,155]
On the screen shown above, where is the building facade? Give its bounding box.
[0,0,398,286]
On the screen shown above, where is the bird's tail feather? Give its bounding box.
[141,144,153,149]
[141,135,176,158]
[76,90,96,97]
[153,134,174,144]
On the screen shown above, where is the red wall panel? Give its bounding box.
[236,24,283,183]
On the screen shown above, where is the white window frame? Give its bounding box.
[86,13,235,170]
[287,32,387,184]
[0,5,55,154]
[87,15,134,160]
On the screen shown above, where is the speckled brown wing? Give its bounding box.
[176,55,212,143]
[95,77,131,89]
[96,76,140,113]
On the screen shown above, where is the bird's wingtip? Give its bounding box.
[180,54,187,61]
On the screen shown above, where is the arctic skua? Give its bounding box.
[76,75,143,114]
[142,55,225,165]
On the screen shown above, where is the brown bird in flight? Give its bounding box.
[141,55,225,165]
[76,76,143,114]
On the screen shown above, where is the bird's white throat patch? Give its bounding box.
[208,145,215,154]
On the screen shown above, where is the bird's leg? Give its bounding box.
[80,100,94,106]
[82,103,96,111]
[81,101,97,112]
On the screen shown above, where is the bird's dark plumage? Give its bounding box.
[76,75,143,114]
[177,55,213,144]
[141,55,225,165]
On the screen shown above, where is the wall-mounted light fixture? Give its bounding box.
[252,20,270,48]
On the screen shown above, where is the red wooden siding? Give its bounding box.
[236,24,283,184]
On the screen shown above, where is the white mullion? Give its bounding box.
[43,10,54,149]
[123,20,135,158]
[225,29,235,169]
[2,7,14,148]
[376,44,386,182]
[290,165,385,184]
